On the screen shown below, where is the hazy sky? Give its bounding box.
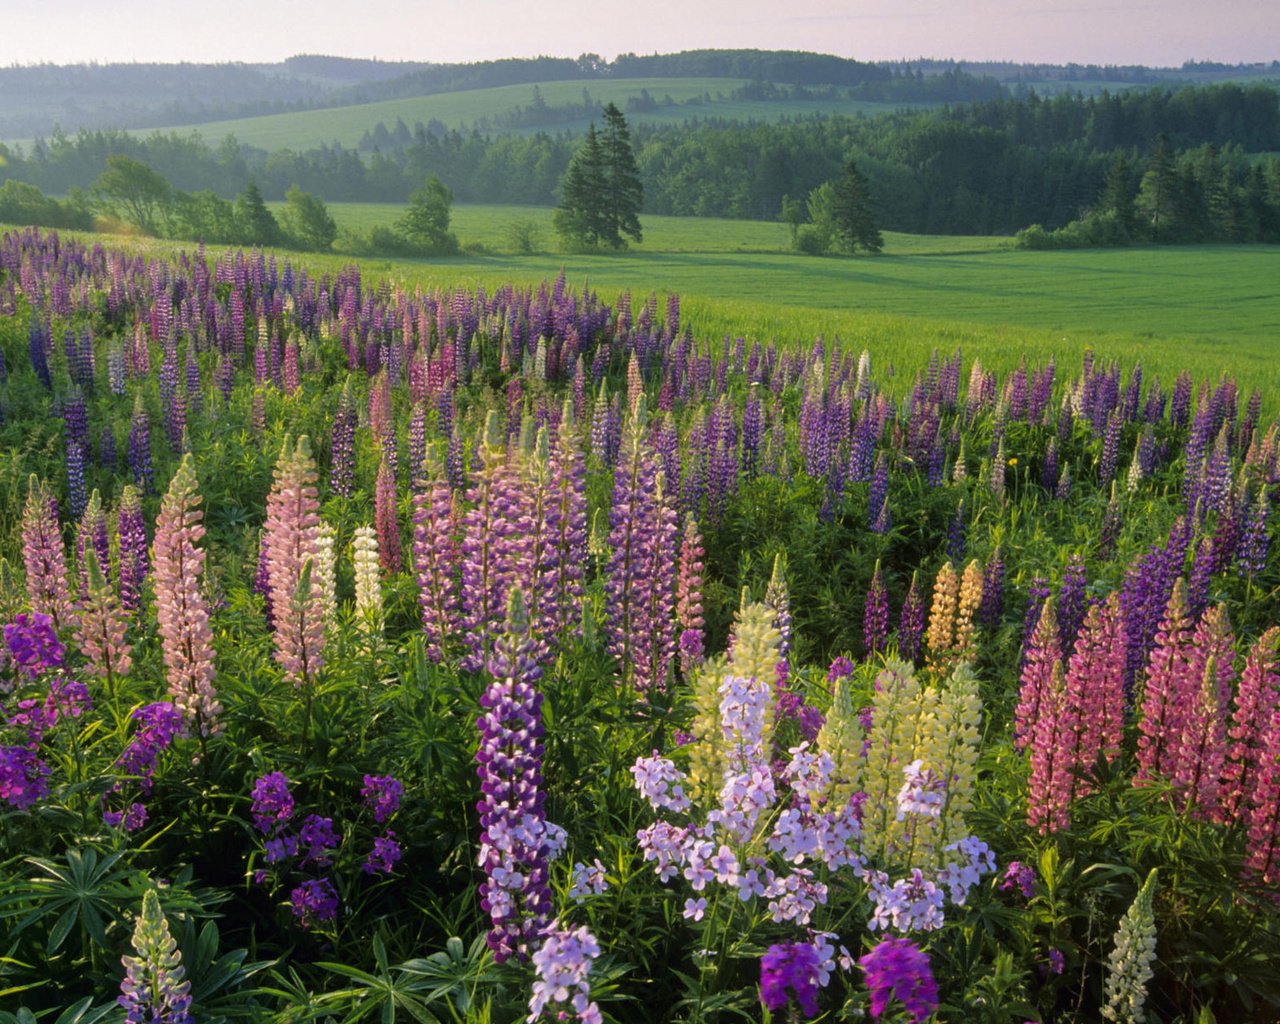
[0,0,1276,68]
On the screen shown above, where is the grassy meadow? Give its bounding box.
[289,202,1280,394]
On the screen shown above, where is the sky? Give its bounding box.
[0,0,1276,68]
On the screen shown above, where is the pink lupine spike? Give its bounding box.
[412,442,460,663]
[264,436,326,688]
[1015,598,1061,751]
[21,475,74,629]
[1135,578,1196,784]
[153,454,221,737]
[375,455,403,573]
[1223,627,1280,824]
[1063,593,1127,780]
[75,545,132,688]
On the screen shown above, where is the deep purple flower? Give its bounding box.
[760,942,822,1017]
[104,803,149,832]
[298,814,340,866]
[1000,860,1037,899]
[289,877,339,928]
[116,702,184,792]
[859,937,939,1024]
[361,774,404,824]
[4,612,65,677]
[250,772,295,834]
[0,745,50,809]
[264,835,299,864]
[827,656,855,682]
[363,831,402,875]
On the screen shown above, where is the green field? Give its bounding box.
[14,208,1279,398]
[136,78,922,151]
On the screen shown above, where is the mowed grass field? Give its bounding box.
[134,78,924,151]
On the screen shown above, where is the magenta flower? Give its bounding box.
[760,941,823,1017]
[859,937,939,1024]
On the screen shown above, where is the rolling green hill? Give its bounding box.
[135,78,927,152]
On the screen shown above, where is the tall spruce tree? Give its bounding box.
[599,102,644,247]
[830,159,883,254]
[554,105,643,249]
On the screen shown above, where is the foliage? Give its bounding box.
[283,184,338,251]
[554,104,644,250]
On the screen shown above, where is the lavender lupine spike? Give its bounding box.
[75,545,132,686]
[264,436,326,689]
[869,451,891,534]
[605,395,658,688]
[21,476,74,629]
[118,485,149,615]
[1237,485,1270,579]
[413,443,459,662]
[631,470,679,693]
[765,552,792,659]
[864,559,890,657]
[547,400,588,643]
[77,488,111,595]
[128,396,155,494]
[118,888,193,1024]
[329,377,356,499]
[979,546,1005,630]
[153,454,221,737]
[475,590,555,962]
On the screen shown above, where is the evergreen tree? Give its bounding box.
[554,106,643,250]
[1098,153,1137,234]
[1136,134,1182,242]
[599,102,644,246]
[830,158,883,254]
[554,124,610,248]
[233,181,282,246]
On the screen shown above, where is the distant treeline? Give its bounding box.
[3,82,1279,237]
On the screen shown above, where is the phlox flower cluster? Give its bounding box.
[528,921,602,1024]
[759,941,823,1016]
[859,937,939,1024]
[896,758,946,819]
[568,859,609,903]
[3,612,65,681]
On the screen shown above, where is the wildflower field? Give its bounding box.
[0,227,1278,1023]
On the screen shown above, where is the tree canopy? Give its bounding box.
[554,104,643,249]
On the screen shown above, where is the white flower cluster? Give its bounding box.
[1102,869,1159,1024]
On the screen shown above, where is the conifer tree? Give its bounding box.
[831,158,883,254]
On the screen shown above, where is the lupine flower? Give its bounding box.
[1027,663,1079,834]
[476,591,555,962]
[898,571,926,664]
[979,546,1004,630]
[925,562,959,674]
[864,560,890,656]
[329,378,357,499]
[765,553,792,659]
[528,922,602,1024]
[312,522,337,629]
[75,545,133,684]
[21,476,74,628]
[1064,594,1127,775]
[128,396,155,493]
[153,455,221,737]
[1136,579,1195,783]
[759,941,823,1017]
[1223,628,1280,824]
[1057,555,1088,656]
[118,889,193,1024]
[1016,600,1061,750]
[859,937,939,1024]
[264,436,326,687]
[1102,869,1159,1024]
[118,485,150,615]
[676,514,706,660]
[351,525,383,635]
[375,455,402,573]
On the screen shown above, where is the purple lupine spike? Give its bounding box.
[1098,482,1122,559]
[460,412,527,674]
[898,570,926,664]
[128,397,155,494]
[476,591,554,963]
[1057,555,1087,657]
[869,451,890,534]
[864,560,890,657]
[118,485,150,615]
[606,396,661,688]
[1022,576,1051,655]
[631,468,679,693]
[947,499,967,560]
[329,379,356,499]
[28,319,52,390]
[1237,485,1270,579]
[100,427,117,472]
[408,402,428,490]
[1098,410,1123,485]
[66,437,87,520]
[253,529,273,628]
[980,545,1005,630]
[1041,437,1059,491]
[1188,535,1215,618]
[547,401,588,643]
